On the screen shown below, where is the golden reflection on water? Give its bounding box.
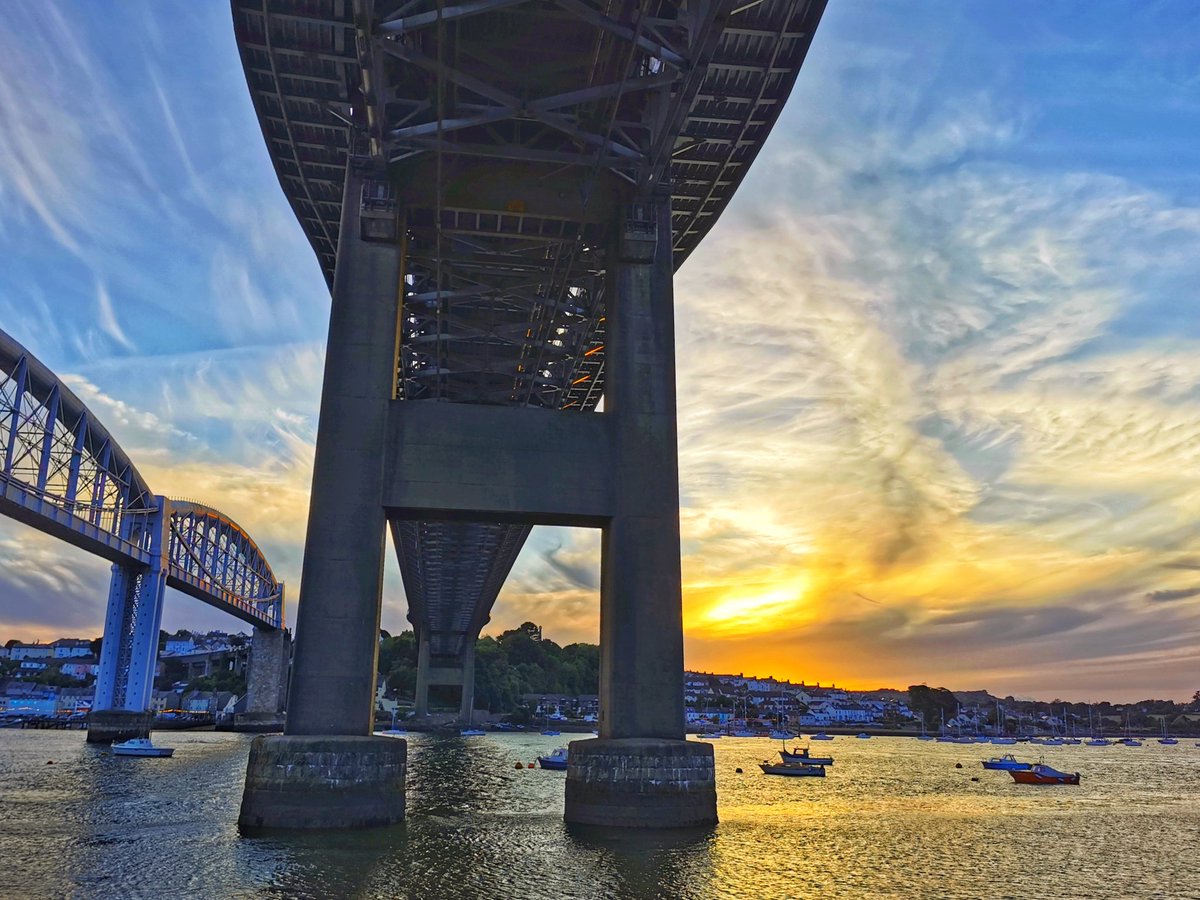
[2,730,1199,898]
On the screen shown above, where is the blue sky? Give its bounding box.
[1,1,1198,701]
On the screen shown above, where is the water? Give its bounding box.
[2,731,1198,898]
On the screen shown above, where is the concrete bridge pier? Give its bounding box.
[232,627,291,732]
[563,195,717,828]
[413,635,476,724]
[239,166,406,832]
[88,500,168,744]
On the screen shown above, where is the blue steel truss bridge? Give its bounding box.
[0,328,284,733]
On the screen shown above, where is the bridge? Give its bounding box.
[0,329,288,741]
[232,0,826,830]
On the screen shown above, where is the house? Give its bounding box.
[51,639,93,659]
[163,637,199,656]
[9,643,52,661]
[56,687,94,716]
[60,659,99,680]
[19,660,49,673]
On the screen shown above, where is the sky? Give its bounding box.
[1,1,1199,702]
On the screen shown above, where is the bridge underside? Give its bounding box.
[233,0,826,678]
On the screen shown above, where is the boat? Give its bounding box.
[780,746,834,765]
[374,728,407,737]
[1119,737,1143,747]
[1158,721,1178,745]
[1086,737,1111,746]
[760,761,826,777]
[112,738,173,758]
[698,732,723,739]
[855,732,870,739]
[732,729,758,737]
[541,729,561,736]
[982,753,1031,771]
[460,728,486,736]
[1010,763,1080,785]
[537,748,569,770]
[810,732,834,740]
[991,737,1017,745]
[768,730,795,740]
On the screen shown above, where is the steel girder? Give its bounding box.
[0,329,283,629]
[231,0,826,658]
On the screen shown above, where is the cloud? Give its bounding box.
[1145,587,1200,603]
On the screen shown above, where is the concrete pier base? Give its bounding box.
[563,738,717,828]
[238,735,407,832]
[230,711,286,733]
[86,710,152,744]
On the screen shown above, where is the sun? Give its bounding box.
[695,577,813,635]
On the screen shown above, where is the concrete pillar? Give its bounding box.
[234,627,291,732]
[240,164,406,831]
[284,167,399,737]
[89,500,167,743]
[564,193,716,827]
[458,642,476,723]
[414,632,431,718]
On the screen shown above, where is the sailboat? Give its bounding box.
[1157,719,1178,745]
[917,712,935,741]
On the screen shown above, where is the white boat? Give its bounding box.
[460,728,486,736]
[1086,737,1111,746]
[768,730,795,740]
[732,729,758,737]
[810,732,834,740]
[112,738,173,758]
[855,732,871,739]
[991,737,1017,745]
[374,728,407,738]
[541,729,562,736]
[537,748,569,770]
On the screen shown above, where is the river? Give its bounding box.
[2,730,1197,898]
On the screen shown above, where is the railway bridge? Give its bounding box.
[0,329,287,742]
[232,0,826,829]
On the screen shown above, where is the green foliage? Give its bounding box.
[908,685,959,730]
[186,669,246,694]
[378,623,599,715]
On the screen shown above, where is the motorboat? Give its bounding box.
[697,732,723,739]
[780,746,834,765]
[460,728,486,736]
[374,728,407,738]
[768,730,795,740]
[1119,738,1143,747]
[991,737,1017,745]
[982,753,1031,771]
[1010,764,1080,785]
[855,733,871,739]
[760,761,826,777]
[112,738,173,758]
[537,748,569,770]
[1086,737,1111,746]
[732,730,758,737]
[810,732,834,741]
[541,729,561,736]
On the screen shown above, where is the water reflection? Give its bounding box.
[5,731,1200,898]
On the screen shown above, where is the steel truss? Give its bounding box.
[0,329,283,629]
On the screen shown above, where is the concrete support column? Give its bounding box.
[234,627,291,732]
[458,642,476,723]
[600,194,685,741]
[240,164,407,831]
[564,193,716,827]
[284,167,400,737]
[414,633,431,718]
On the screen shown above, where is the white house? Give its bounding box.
[9,644,52,661]
[51,639,93,659]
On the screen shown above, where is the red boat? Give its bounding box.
[1010,763,1080,785]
